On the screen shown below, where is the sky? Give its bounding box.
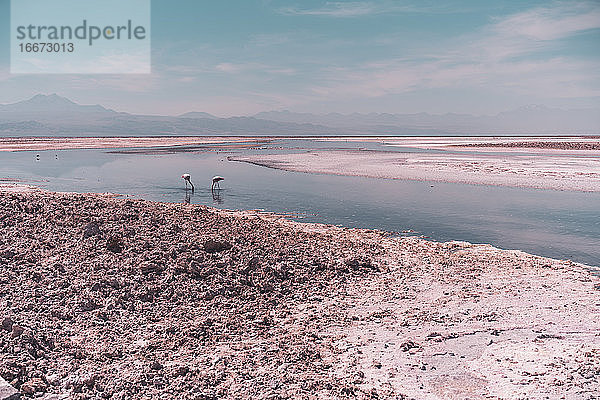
[0,0,599,116]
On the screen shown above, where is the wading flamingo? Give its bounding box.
[211,176,224,190]
[182,173,194,192]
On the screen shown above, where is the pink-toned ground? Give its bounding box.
[322,238,600,399]
[458,141,600,150]
[1,186,598,399]
[231,147,600,192]
[0,136,270,152]
[318,136,600,155]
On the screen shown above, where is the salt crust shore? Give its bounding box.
[0,137,266,152]
[2,136,598,154]
[319,136,600,154]
[231,149,600,192]
[0,186,598,399]
[4,135,600,191]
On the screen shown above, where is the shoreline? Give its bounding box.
[3,135,600,191]
[231,148,600,192]
[1,187,598,398]
[1,135,599,152]
[0,136,271,152]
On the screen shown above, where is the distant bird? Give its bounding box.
[211,176,224,190]
[181,173,194,192]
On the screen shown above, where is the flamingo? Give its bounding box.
[181,173,194,192]
[211,176,224,190]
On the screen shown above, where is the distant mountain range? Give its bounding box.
[0,94,598,136]
[0,94,336,137]
[255,106,600,135]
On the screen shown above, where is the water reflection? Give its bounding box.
[212,189,224,205]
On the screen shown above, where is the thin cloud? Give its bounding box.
[279,2,379,17]
[305,3,600,101]
[492,2,600,41]
[214,62,297,75]
[67,73,161,92]
[215,63,245,73]
[248,33,293,47]
[468,2,600,63]
[277,1,442,17]
[309,57,600,100]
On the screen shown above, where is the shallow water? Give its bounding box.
[1,139,599,267]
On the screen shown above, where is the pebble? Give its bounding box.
[203,239,232,253]
[1,318,13,332]
[82,222,101,238]
[10,325,24,338]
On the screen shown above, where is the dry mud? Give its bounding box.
[0,189,598,399]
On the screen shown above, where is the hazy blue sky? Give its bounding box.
[0,0,599,116]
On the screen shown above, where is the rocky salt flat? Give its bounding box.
[0,188,599,399]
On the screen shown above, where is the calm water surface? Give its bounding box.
[1,139,599,267]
